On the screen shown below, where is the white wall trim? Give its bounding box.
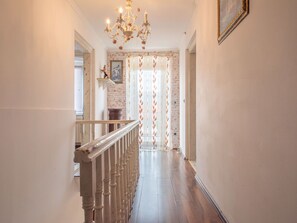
[66,0,84,17]
[75,32,96,120]
[176,147,187,160]
[195,175,229,223]
[67,0,107,50]
[75,32,94,53]
[187,31,196,53]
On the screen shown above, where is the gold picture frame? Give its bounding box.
[110,60,123,84]
[218,0,249,44]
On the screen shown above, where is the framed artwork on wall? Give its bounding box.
[110,60,123,84]
[218,0,249,44]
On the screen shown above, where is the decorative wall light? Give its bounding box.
[104,0,151,50]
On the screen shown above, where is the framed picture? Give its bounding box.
[218,0,249,44]
[110,60,123,84]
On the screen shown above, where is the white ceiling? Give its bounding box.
[74,0,195,50]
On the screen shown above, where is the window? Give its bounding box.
[126,56,172,150]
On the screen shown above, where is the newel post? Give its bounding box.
[80,161,95,223]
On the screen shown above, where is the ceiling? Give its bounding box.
[74,0,195,50]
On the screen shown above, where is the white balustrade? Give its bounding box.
[74,120,139,223]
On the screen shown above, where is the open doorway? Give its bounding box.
[185,33,197,171]
[74,32,95,148]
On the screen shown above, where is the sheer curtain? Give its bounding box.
[126,56,172,150]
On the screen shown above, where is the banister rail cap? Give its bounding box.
[74,120,139,163]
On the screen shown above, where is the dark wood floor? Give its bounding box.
[129,150,224,223]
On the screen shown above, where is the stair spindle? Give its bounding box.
[103,150,111,222]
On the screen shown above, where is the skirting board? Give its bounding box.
[173,147,188,160]
[195,175,229,223]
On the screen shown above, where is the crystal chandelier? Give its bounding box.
[104,0,151,50]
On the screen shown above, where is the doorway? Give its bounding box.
[185,33,197,171]
[74,32,95,146]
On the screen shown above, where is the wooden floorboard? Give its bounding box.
[129,150,224,223]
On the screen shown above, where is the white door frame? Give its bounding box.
[75,31,96,121]
[185,32,197,161]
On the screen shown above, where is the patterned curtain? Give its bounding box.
[126,56,172,150]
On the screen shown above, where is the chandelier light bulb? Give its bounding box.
[106,18,111,25]
[144,11,148,23]
[119,7,124,14]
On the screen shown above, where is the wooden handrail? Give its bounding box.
[74,120,140,223]
[76,120,133,124]
[75,119,133,148]
[75,120,139,162]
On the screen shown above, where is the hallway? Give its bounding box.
[2,0,297,222]
[129,151,224,223]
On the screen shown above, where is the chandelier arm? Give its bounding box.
[104,0,150,50]
[106,23,120,40]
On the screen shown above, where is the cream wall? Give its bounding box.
[0,0,106,222]
[180,0,297,222]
